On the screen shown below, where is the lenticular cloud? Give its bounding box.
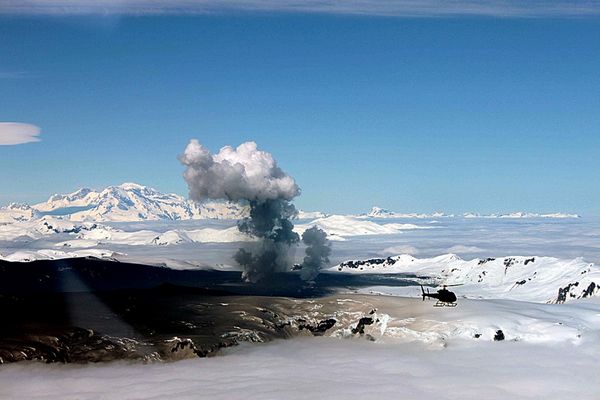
[0,122,41,145]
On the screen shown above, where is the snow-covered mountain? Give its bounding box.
[2,184,580,223]
[34,188,96,212]
[0,203,36,223]
[31,183,248,222]
[332,254,600,304]
[31,183,328,222]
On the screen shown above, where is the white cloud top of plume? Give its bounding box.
[0,122,41,146]
[180,140,300,202]
[1,0,599,17]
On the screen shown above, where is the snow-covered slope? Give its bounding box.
[0,216,103,241]
[34,188,96,212]
[0,249,120,263]
[332,254,600,303]
[69,225,254,247]
[0,203,36,223]
[68,183,200,221]
[294,215,428,240]
[32,183,248,221]
[0,214,254,260]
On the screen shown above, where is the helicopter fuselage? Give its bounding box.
[421,285,457,306]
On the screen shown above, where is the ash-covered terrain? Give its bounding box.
[0,256,424,364]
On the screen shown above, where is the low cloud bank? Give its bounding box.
[1,337,598,399]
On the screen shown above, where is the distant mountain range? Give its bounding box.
[1,183,248,222]
[363,207,453,219]
[363,206,579,219]
[0,184,580,223]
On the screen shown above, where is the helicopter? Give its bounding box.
[421,285,458,307]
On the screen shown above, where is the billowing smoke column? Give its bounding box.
[299,226,331,282]
[179,139,330,283]
[235,198,299,282]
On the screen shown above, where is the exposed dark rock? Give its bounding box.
[581,282,597,298]
[298,318,337,336]
[161,337,202,360]
[351,317,374,335]
[524,257,535,265]
[515,280,527,286]
[338,257,397,271]
[494,330,505,341]
[0,328,149,364]
[556,282,579,303]
[503,258,516,273]
[474,333,481,339]
[478,258,495,265]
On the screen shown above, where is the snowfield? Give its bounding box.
[333,254,600,303]
[294,215,428,240]
[0,214,432,262]
[0,203,35,223]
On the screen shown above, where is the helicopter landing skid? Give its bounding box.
[433,301,457,307]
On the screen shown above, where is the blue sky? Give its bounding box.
[1,7,600,215]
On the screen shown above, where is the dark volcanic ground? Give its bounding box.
[0,257,422,364]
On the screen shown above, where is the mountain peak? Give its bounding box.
[367,207,392,216]
[28,182,249,222]
[116,182,146,190]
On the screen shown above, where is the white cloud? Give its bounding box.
[383,244,419,255]
[0,122,42,146]
[180,140,299,202]
[1,336,599,400]
[447,245,484,254]
[0,0,599,17]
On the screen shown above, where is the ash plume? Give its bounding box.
[235,199,299,282]
[300,226,331,282]
[180,139,329,283]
